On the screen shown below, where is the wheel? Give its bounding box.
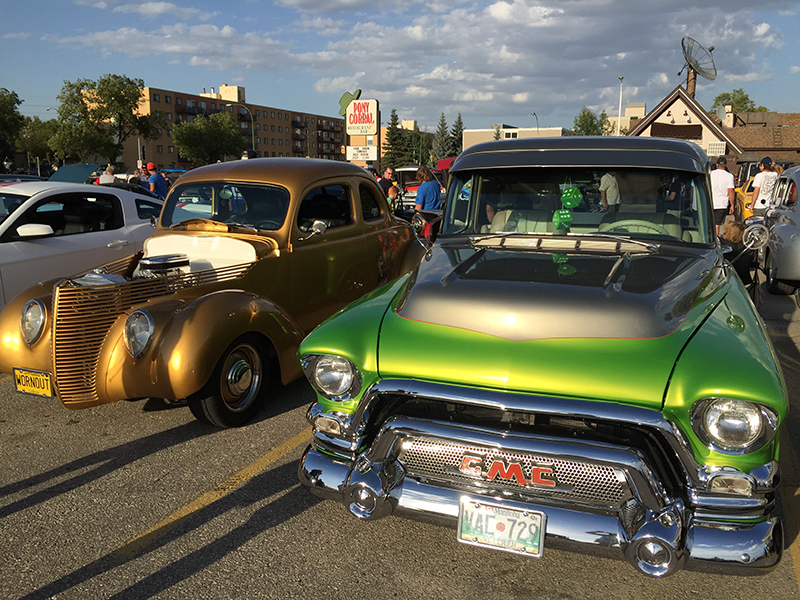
[601,220,672,237]
[765,254,795,295]
[189,335,271,427]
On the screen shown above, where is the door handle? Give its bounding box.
[107,240,130,248]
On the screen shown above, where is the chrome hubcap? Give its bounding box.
[220,343,262,412]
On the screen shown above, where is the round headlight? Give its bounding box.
[20,299,46,345]
[701,399,762,450]
[313,355,355,397]
[124,310,154,359]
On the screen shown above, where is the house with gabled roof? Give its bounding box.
[627,85,742,161]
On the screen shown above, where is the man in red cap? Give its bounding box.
[146,162,168,198]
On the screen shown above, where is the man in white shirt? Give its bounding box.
[97,165,119,184]
[709,157,735,234]
[599,171,620,212]
[751,156,778,217]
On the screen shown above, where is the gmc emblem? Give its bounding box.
[459,454,558,488]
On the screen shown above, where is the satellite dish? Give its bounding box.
[679,37,716,98]
[681,37,717,80]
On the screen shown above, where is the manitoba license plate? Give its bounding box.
[458,497,545,557]
[13,368,52,397]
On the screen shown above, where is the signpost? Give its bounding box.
[339,91,381,169]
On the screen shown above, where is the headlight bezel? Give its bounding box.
[691,397,778,455]
[300,354,362,402]
[20,299,47,345]
[123,309,154,359]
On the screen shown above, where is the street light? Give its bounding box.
[226,102,256,153]
[531,112,539,137]
[616,77,624,137]
[46,107,65,167]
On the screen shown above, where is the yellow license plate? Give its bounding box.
[13,368,52,397]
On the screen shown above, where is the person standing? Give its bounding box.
[599,171,620,212]
[751,156,778,216]
[97,165,119,184]
[147,162,168,198]
[710,157,735,234]
[414,166,442,211]
[378,166,395,197]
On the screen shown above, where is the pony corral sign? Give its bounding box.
[346,99,378,135]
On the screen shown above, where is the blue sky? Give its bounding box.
[3,0,800,133]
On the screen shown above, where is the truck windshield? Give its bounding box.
[443,167,714,244]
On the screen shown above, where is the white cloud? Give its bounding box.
[511,93,529,103]
[114,2,218,21]
[790,66,800,74]
[725,72,769,83]
[3,32,30,40]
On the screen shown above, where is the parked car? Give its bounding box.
[761,165,800,294]
[394,165,446,209]
[734,176,755,221]
[0,158,424,428]
[0,181,162,309]
[297,137,786,577]
[48,163,103,184]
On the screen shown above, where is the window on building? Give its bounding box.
[256,137,261,144]
[211,103,215,109]
[255,124,260,130]
[166,113,172,121]
[278,113,282,119]
[271,125,275,132]
[255,110,260,116]
[167,129,172,137]
[153,93,160,102]
[157,128,162,136]
[199,101,206,109]
[278,126,282,133]
[165,95,171,103]
[156,145,163,153]
[504,131,518,139]
[272,139,276,145]
[272,152,276,157]
[279,139,283,146]
[271,111,275,118]
[312,118,315,124]
[285,113,289,120]
[168,146,174,154]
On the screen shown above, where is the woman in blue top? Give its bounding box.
[414,166,442,211]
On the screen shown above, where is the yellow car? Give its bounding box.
[734,176,755,221]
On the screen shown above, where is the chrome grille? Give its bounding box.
[52,262,254,404]
[399,437,630,508]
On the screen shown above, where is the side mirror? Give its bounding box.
[16,223,54,238]
[298,219,327,241]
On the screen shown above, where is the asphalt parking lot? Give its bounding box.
[2,285,800,599]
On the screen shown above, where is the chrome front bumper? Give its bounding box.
[298,380,783,577]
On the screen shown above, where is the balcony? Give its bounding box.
[292,132,306,141]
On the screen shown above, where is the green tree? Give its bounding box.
[570,107,610,136]
[710,88,768,113]
[17,116,58,165]
[449,113,464,156]
[53,75,163,165]
[382,109,406,168]
[431,113,451,163]
[172,112,244,165]
[493,125,501,140]
[0,88,25,166]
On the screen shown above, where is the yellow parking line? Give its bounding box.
[113,426,311,559]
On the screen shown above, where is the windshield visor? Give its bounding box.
[161,182,290,230]
[443,167,714,244]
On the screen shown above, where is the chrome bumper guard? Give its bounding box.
[299,380,782,577]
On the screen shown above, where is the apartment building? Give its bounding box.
[121,84,346,170]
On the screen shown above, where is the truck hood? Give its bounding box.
[377,240,725,410]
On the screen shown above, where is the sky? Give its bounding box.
[3,0,800,133]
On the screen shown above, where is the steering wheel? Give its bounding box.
[601,219,671,237]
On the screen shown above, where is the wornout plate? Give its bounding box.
[457,496,545,557]
[13,368,52,397]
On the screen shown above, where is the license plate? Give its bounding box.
[458,497,545,557]
[13,368,52,397]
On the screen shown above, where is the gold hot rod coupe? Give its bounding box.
[0,158,424,427]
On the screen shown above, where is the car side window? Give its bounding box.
[136,199,162,220]
[15,193,121,237]
[297,184,353,232]
[359,183,385,222]
[787,182,797,206]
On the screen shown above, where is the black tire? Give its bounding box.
[189,334,270,427]
[766,254,795,295]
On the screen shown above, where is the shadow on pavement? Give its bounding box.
[18,459,318,600]
[758,283,800,548]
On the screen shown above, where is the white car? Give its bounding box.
[0,181,162,309]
